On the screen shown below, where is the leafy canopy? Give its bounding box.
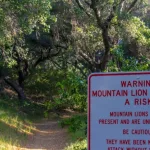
[0,0,52,44]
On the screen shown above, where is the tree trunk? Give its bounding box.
[99,27,111,71]
[18,70,25,89]
[4,77,26,101]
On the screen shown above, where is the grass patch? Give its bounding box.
[0,96,45,150]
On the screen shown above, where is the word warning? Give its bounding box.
[88,72,150,150]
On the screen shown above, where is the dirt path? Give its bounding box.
[21,119,70,150]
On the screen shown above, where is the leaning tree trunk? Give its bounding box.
[4,77,26,101]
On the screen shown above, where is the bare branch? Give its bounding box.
[34,48,61,68]
[75,0,92,17]
[120,0,126,12]
[127,0,138,13]
[79,51,94,65]
[90,0,102,27]
[55,44,67,49]
[84,0,91,7]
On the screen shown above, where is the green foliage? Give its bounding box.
[60,114,87,142]
[25,68,64,97]
[59,115,87,135]
[21,100,46,120]
[44,70,87,113]
[56,71,87,111]
[0,0,150,149]
[65,139,87,150]
[0,0,52,44]
[0,96,35,149]
[75,23,103,54]
[120,16,150,48]
[26,68,87,117]
[107,43,150,72]
[60,114,87,150]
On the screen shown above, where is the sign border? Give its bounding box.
[88,71,150,150]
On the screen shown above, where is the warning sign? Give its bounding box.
[88,72,150,150]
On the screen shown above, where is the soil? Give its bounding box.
[19,110,77,150]
[21,120,69,150]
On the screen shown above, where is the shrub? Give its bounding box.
[59,114,87,140]
[44,70,87,117]
[64,139,87,150]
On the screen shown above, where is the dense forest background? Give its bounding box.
[0,0,150,149]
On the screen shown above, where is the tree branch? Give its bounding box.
[4,76,26,100]
[34,48,61,68]
[103,0,126,28]
[90,0,102,27]
[127,0,138,13]
[78,51,94,66]
[12,42,21,62]
[75,0,92,17]
[84,0,91,7]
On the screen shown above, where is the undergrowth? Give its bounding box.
[59,114,87,150]
[65,140,87,150]
[0,95,44,150]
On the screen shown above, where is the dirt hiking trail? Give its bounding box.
[19,111,76,150]
[21,120,69,150]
